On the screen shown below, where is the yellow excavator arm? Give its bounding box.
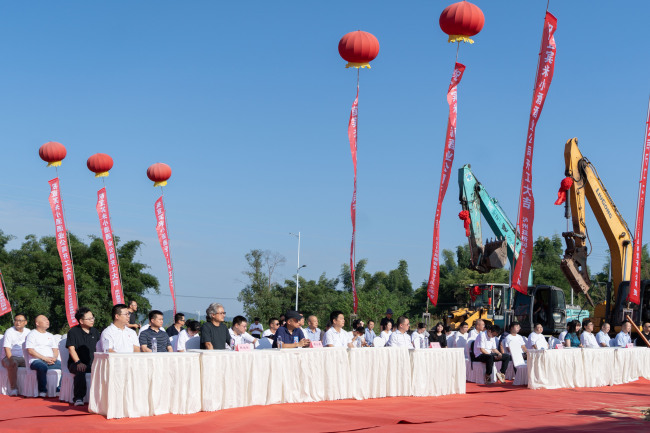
[562,138,632,315]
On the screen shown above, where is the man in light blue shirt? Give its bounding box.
[364,320,376,346]
[304,315,321,342]
[613,321,632,347]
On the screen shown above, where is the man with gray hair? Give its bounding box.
[200,303,229,350]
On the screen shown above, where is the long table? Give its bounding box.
[527,347,650,390]
[89,352,202,419]
[89,347,466,418]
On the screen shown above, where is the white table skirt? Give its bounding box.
[528,347,650,390]
[89,352,202,419]
[411,348,466,397]
[348,347,411,400]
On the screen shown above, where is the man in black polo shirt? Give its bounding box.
[201,302,230,350]
[66,307,100,406]
[166,313,185,338]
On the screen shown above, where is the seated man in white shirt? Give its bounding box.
[262,317,279,343]
[527,323,549,350]
[175,319,201,352]
[580,319,599,348]
[229,315,258,348]
[364,320,377,346]
[468,319,486,340]
[100,304,141,353]
[2,314,30,396]
[613,321,632,347]
[388,316,413,348]
[473,324,510,384]
[304,315,322,342]
[324,310,354,348]
[503,321,527,360]
[596,322,612,347]
[25,315,61,397]
[411,322,427,348]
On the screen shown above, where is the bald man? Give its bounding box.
[25,315,61,397]
[469,319,486,340]
[304,315,321,342]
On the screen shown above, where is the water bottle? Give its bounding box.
[230,338,235,350]
[278,338,283,349]
[421,337,427,349]
[152,337,157,353]
[294,336,300,348]
[356,337,362,348]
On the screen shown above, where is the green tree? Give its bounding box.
[237,249,286,321]
[0,230,159,334]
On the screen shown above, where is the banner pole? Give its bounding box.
[0,270,14,321]
[55,167,79,306]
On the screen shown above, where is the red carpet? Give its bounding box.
[1,379,649,433]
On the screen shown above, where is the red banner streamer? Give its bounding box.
[349,85,359,314]
[155,197,176,315]
[628,100,650,304]
[512,12,557,295]
[427,62,466,306]
[0,271,11,317]
[48,178,78,327]
[96,187,124,305]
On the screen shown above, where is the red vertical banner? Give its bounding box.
[155,197,176,315]
[427,62,465,306]
[48,178,78,327]
[348,86,359,314]
[96,187,124,305]
[0,271,11,317]
[628,100,650,304]
[512,12,557,295]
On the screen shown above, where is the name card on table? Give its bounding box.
[236,343,253,352]
[429,342,441,349]
[626,343,635,348]
[310,341,323,348]
[555,344,564,350]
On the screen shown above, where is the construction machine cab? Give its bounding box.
[513,285,566,335]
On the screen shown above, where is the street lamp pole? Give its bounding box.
[289,232,306,311]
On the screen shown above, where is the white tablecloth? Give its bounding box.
[411,348,466,397]
[348,347,411,400]
[527,347,650,390]
[89,352,202,419]
[195,347,351,411]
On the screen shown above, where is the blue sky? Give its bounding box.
[1,1,648,320]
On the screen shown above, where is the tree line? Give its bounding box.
[238,235,650,329]
[0,229,159,334]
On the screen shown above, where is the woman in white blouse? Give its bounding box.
[380,321,393,341]
[579,319,599,348]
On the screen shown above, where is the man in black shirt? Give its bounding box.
[127,300,140,332]
[166,313,185,338]
[66,307,100,406]
[201,302,230,350]
[635,321,650,346]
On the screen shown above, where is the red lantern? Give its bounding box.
[147,163,172,187]
[439,1,485,44]
[87,153,114,178]
[338,31,380,69]
[39,141,67,167]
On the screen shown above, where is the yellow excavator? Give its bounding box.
[561,138,650,331]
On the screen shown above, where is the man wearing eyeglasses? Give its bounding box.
[166,313,185,338]
[2,314,30,396]
[66,307,100,406]
[100,304,141,353]
[201,303,230,350]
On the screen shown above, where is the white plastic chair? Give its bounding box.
[185,335,200,350]
[169,335,176,351]
[510,343,528,386]
[58,337,91,403]
[0,336,7,394]
[372,337,385,348]
[21,342,61,397]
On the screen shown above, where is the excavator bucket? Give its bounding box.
[483,239,508,270]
